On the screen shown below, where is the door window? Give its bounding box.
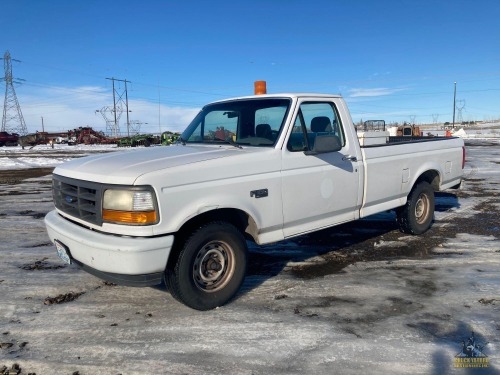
[287,102,345,152]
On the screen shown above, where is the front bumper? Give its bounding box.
[44,210,173,286]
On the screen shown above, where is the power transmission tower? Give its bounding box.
[432,114,439,124]
[96,77,131,138]
[456,100,465,124]
[95,105,124,138]
[1,51,28,135]
[409,115,416,124]
[128,120,146,135]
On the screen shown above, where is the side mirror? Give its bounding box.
[304,135,342,155]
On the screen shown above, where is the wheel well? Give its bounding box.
[415,170,440,191]
[167,208,257,269]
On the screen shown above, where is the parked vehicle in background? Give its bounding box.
[161,131,180,145]
[118,134,160,147]
[0,131,19,146]
[55,136,69,144]
[45,89,465,311]
[18,132,49,148]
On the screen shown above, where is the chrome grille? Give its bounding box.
[52,175,103,225]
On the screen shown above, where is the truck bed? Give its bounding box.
[359,135,464,217]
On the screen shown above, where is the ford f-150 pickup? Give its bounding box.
[45,92,465,310]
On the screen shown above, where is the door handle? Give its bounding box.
[250,189,268,198]
[342,155,358,162]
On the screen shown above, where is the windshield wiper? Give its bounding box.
[215,136,242,149]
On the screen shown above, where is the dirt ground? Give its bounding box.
[0,169,55,185]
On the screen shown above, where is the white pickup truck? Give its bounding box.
[45,93,465,310]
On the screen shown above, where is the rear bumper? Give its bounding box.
[44,210,173,285]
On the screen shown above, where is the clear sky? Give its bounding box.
[1,0,500,134]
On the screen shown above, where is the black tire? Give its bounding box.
[165,222,247,310]
[396,181,435,235]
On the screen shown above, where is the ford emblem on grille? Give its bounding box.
[65,195,76,203]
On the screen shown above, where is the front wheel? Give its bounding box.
[396,181,435,235]
[165,222,247,310]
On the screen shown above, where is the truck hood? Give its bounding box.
[53,144,245,185]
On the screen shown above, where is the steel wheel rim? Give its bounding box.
[415,193,430,224]
[193,240,235,292]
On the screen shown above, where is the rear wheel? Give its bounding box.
[165,222,247,310]
[396,181,435,235]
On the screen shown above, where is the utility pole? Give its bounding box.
[158,82,161,134]
[110,78,117,133]
[125,80,130,137]
[1,51,28,135]
[452,82,457,129]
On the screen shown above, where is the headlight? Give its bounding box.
[102,189,158,225]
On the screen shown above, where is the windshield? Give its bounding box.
[180,98,291,147]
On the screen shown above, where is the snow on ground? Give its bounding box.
[0,144,120,170]
[452,127,500,139]
[0,140,499,374]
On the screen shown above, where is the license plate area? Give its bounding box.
[54,239,72,265]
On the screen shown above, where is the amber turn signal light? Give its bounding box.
[102,209,157,225]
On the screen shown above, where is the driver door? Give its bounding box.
[281,100,362,238]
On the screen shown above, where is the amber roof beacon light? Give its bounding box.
[254,80,267,95]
